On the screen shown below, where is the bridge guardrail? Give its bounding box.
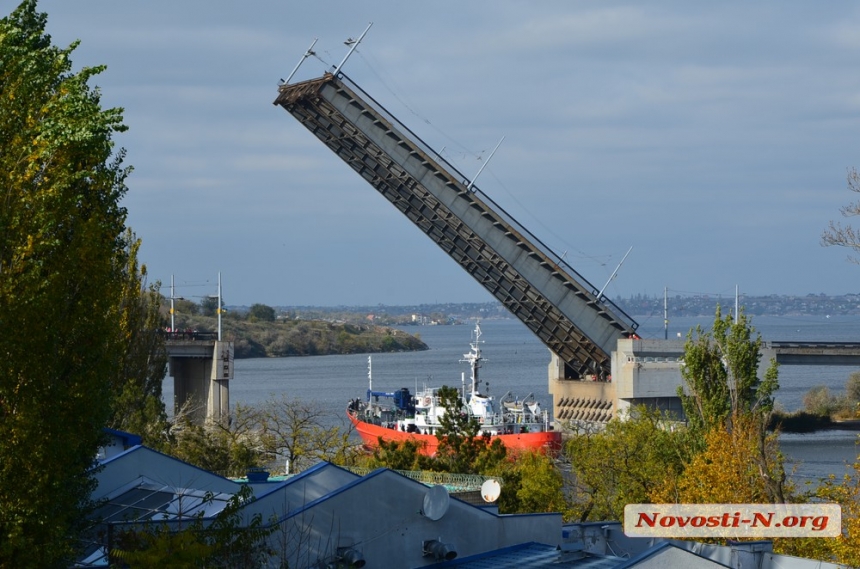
[161,330,218,342]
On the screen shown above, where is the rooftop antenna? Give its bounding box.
[481,479,501,503]
[421,485,450,521]
[597,246,633,299]
[333,22,373,76]
[466,136,504,192]
[281,38,318,86]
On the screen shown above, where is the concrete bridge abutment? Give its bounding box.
[166,338,233,424]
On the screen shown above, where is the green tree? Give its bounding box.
[653,414,789,508]
[495,450,567,516]
[170,404,267,477]
[0,2,132,565]
[364,387,506,476]
[565,407,689,522]
[200,295,223,318]
[363,438,425,471]
[431,385,507,475]
[248,303,276,322]
[802,385,844,417]
[173,297,199,317]
[673,308,787,504]
[846,371,860,412]
[259,395,359,474]
[678,306,779,438]
[107,232,170,449]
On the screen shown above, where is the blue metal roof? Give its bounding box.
[425,542,628,568]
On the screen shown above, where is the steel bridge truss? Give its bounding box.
[274,73,637,378]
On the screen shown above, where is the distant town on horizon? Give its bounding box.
[226,292,860,320]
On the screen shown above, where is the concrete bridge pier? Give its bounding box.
[167,337,233,424]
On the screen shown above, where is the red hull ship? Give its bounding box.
[347,323,561,456]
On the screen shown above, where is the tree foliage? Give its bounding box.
[169,404,267,477]
[652,413,789,506]
[248,303,276,322]
[774,453,860,566]
[107,231,169,449]
[258,395,359,474]
[565,407,689,522]
[678,306,778,438]
[846,371,860,406]
[802,385,844,417]
[170,310,427,358]
[0,2,131,564]
[494,450,567,516]
[430,385,507,474]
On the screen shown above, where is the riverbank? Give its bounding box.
[170,314,428,358]
[771,410,860,434]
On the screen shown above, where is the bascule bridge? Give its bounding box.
[274,71,639,425]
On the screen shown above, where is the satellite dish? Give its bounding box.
[481,479,501,503]
[422,485,450,521]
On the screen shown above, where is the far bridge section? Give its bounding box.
[164,332,233,425]
[556,339,860,425]
[273,72,638,382]
[763,341,860,366]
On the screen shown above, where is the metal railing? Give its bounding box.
[161,330,218,342]
[346,467,491,492]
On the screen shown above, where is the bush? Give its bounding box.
[803,385,845,417]
[769,410,833,433]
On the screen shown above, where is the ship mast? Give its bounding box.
[461,323,484,397]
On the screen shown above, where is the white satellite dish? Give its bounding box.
[481,479,501,503]
[422,485,450,521]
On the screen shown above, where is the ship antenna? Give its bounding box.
[367,356,372,402]
[461,322,485,396]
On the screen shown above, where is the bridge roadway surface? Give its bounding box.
[161,336,860,366]
[766,341,860,366]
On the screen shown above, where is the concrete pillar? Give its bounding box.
[167,340,232,425]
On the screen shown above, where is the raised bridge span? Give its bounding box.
[274,71,858,425]
[274,72,637,382]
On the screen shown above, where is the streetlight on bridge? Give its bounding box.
[169,274,185,334]
[204,272,224,341]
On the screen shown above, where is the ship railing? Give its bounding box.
[346,467,491,492]
[477,411,542,426]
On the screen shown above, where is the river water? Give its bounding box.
[163,314,860,485]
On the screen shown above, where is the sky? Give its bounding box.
[21,1,860,307]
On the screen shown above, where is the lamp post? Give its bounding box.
[205,272,223,341]
[217,272,222,341]
[169,275,185,334]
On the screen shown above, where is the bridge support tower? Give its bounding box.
[166,338,233,424]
